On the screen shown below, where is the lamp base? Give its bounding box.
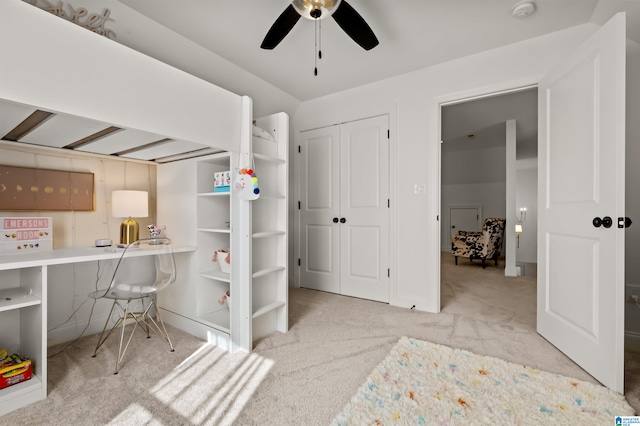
[120,217,139,244]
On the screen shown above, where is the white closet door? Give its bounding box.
[299,125,341,293]
[339,116,390,302]
[299,116,390,303]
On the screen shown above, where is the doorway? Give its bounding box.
[439,87,538,307]
[448,205,481,241]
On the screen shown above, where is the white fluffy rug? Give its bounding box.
[332,337,635,425]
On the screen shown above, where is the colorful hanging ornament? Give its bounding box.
[234,167,260,200]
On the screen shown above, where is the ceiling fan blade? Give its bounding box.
[331,0,379,51]
[261,4,301,49]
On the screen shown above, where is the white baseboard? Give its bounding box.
[47,313,112,347]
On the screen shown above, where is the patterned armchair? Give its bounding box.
[451,217,506,268]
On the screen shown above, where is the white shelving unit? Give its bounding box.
[251,113,289,341]
[195,152,234,333]
[0,267,46,416]
[157,109,288,352]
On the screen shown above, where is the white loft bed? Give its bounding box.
[0,0,287,356]
[0,0,242,159]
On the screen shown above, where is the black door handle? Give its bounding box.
[593,217,602,228]
[332,217,339,223]
[340,218,346,224]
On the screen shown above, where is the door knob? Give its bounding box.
[332,217,339,223]
[593,216,613,228]
[340,218,346,223]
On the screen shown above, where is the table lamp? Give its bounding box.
[112,190,149,244]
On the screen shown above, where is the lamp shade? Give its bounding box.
[515,224,523,234]
[112,190,148,218]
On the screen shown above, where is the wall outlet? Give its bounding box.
[626,285,640,303]
[413,184,426,195]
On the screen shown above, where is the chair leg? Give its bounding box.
[92,300,121,358]
[482,259,486,269]
[93,297,175,374]
[150,303,175,352]
[454,256,458,265]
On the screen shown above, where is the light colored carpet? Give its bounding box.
[332,336,634,425]
[1,252,639,424]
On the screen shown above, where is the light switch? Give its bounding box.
[413,184,426,195]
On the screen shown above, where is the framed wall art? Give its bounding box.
[0,165,94,211]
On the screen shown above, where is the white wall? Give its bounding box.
[515,161,538,265]
[505,120,517,276]
[292,24,602,312]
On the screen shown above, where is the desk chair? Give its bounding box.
[88,237,176,374]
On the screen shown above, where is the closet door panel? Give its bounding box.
[339,116,390,302]
[299,125,340,293]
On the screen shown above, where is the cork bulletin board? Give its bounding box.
[0,165,94,211]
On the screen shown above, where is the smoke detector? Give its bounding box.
[512,1,535,18]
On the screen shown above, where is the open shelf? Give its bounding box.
[253,300,286,319]
[199,308,230,333]
[0,288,41,312]
[254,153,286,164]
[200,269,231,283]
[252,231,286,239]
[197,192,230,197]
[253,266,286,279]
[198,227,231,234]
[0,374,42,400]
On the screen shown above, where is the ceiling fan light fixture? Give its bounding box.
[511,1,535,18]
[293,0,342,20]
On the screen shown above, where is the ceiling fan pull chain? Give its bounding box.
[318,18,322,60]
[314,18,319,76]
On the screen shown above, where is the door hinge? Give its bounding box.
[298,258,301,266]
[388,199,390,208]
[298,145,301,153]
[388,268,390,277]
[387,129,390,139]
[437,215,439,221]
[298,201,301,210]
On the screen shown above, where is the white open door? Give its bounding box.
[538,13,626,392]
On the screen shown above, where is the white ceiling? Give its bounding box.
[441,88,538,159]
[119,0,640,102]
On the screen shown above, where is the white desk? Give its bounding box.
[0,245,195,416]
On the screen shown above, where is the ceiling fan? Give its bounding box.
[260,0,379,51]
